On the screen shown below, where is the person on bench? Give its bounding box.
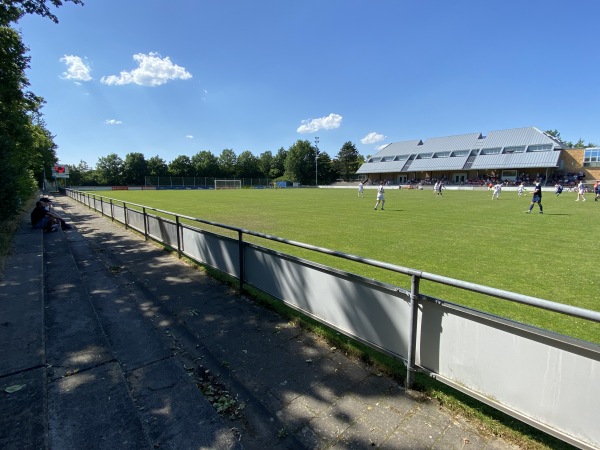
[38,198,72,230]
[31,201,59,231]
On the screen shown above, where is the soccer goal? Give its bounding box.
[214,179,242,190]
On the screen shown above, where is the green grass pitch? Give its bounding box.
[97,187,600,344]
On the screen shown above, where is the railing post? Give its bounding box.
[99,196,104,217]
[175,216,182,259]
[406,274,421,389]
[124,203,129,230]
[238,230,244,292]
[143,207,148,241]
[110,199,114,221]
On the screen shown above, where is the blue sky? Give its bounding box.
[16,0,600,167]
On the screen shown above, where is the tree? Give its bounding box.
[333,141,361,181]
[168,155,193,177]
[257,151,273,178]
[191,150,219,177]
[545,129,597,148]
[122,152,147,185]
[2,0,84,24]
[96,153,124,185]
[284,140,317,185]
[0,0,83,220]
[218,149,237,178]
[270,147,287,179]
[147,155,169,177]
[236,151,260,178]
[317,152,336,185]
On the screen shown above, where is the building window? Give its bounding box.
[584,148,600,167]
[503,146,526,154]
[480,147,501,155]
[451,150,469,157]
[527,144,552,152]
[433,152,450,158]
[393,155,408,161]
[417,153,433,159]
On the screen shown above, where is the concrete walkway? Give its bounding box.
[0,195,522,449]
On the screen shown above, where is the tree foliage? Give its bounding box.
[168,155,193,177]
[191,151,218,177]
[96,153,124,185]
[218,149,237,177]
[333,141,361,181]
[0,0,82,220]
[122,152,147,185]
[545,129,597,149]
[147,155,168,177]
[285,140,317,185]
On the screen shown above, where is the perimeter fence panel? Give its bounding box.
[180,224,240,278]
[112,204,126,224]
[64,188,600,449]
[244,245,412,358]
[147,215,179,248]
[417,298,600,448]
[126,209,146,234]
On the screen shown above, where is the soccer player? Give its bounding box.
[594,181,600,201]
[435,180,444,196]
[492,183,502,200]
[555,183,563,196]
[526,180,543,214]
[358,181,364,198]
[374,181,385,210]
[576,180,586,201]
[517,182,525,196]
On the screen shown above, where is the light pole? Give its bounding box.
[314,136,319,186]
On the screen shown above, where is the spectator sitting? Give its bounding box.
[31,201,59,232]
[39,197,72,230]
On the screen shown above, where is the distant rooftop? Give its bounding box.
[357,127,563,174]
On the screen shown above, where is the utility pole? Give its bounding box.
[314,136,319,186]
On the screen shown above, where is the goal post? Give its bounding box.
[214,179,242,190]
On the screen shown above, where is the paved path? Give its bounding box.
[0,195,521,449]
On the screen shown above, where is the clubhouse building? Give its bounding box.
[356,126,600,186]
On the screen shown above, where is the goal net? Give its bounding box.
[214,179,242,189]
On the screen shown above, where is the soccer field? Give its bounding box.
[95,187,600,344]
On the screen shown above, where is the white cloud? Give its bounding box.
[60,55,92,82]
[100,52,192,86]
[185,135,194,139]
[297,113,342,134]
[361,132,386,145]
[375,143,389,151]
[105,119,122,125]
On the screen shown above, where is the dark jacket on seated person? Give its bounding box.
[31,202,52,230]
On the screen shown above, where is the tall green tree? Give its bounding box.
[0,0,83,219]
[191,150,219,177]
[168,155,193,177]
[218,149,237,178]
[236,151,260,178]
[122,152,147,185]
[96,153,124,185]
[317,152,336,185]
[258,151,273,178]
[270,147,287,179]
[284,140,317,185]
[147,155,169,177]
[333,141,361,181]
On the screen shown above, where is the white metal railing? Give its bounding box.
[66,189,600,450]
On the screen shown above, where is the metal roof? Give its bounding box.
[471,149,561,170]
[358,127,563,174]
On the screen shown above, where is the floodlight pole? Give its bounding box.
[314,136,319,187]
